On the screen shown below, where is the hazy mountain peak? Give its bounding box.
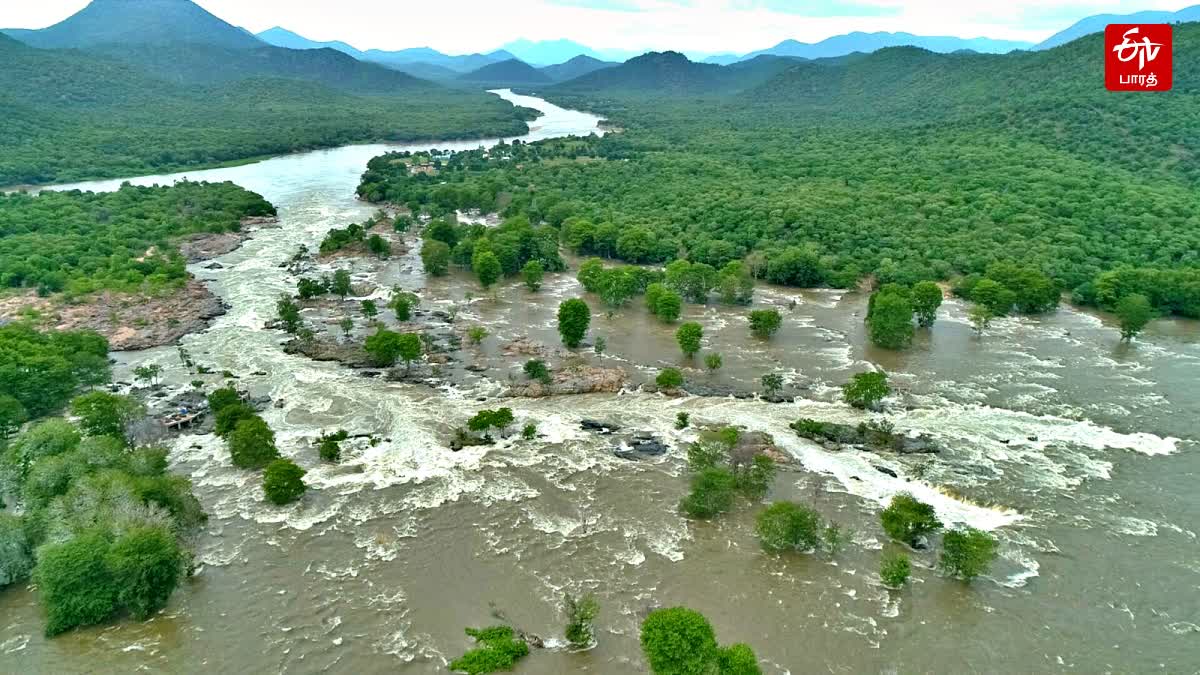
[2,0,263,49]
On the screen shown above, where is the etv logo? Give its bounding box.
[1105,24,1172,91]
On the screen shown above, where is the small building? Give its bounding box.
[409,163,438,176]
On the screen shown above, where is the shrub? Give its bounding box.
[213,402,256,438]
[420,239,451,276]
[842,371,889,410]
[656,368,684,390]
[1116,293,1153,342]
[206,387,241,413]
[939,527,999,581]
[911,281,943,327]
[557,298,591,348]
[448,625,529,674]
[69,392,143,439]
[640,607,719,675]
[867,287,914,349]
[35,532,117,636]
[468,326,488,345]
[675,412,690,430]
[755,502,822,553]
[880,552,912,588]
[522,259,544,292]
[228,416,279,469]
[564,592,600,648]
[0,513,33,587]
[107,526,182,620]
[717,643,762,675]
[760,373,783,396]
[675,322,703,357]
[523,359,551,383]
[263,458,307,505]
[748,309,782,339]
[880,493,942,547]
[704,353,723,371]
[680,468,736,519]
[734,455,776,500]
[521,423,537,440]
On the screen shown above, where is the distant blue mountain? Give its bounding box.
[1034,4,1200,50]
[257,26,363,58]
[741,32,1031,61]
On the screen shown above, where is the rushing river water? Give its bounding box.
[2,90,1198,674]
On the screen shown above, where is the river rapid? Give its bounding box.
[1,90,1197,674]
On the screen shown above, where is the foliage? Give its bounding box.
[968,305,994,334]
[206,387,241,414]
[563,592,600,648]
[656,368,684,390]
[389,288,418,321]
[297,277,325,300]
[317,429,350,462]
[880,552,912,588]
[364,329,405,367]
[842,371,889,410]
[557,298,591,348]
[675,412,690,430]
[35,532,118,636]
[68,392,144,439]
[680,467,736,519]
[748,309,782,339]
[276,295,303,333]
[639,607,719,675]
[473,250,503,290]
[867,285,914,349]
[420,239,452,276]
[911,281,943,328]
[1116,293,1153,342]
[521,423,537,440]
[107,526,183,620]
[228,416,279,469]
[760,373,783,396]
[0,324,110,420]
[395,333,423,372]
[755,501,823,553]
[0,513,33,587]
[468,408,514,438]
[468,326,488,345]
[675,322,703,358]
[718,644,762,675]
[704,353,723,372]
[522,259,544,292]
[0,394,28,439]
[262,458,307,505]
[319,222,366,255]
[645,282,683,322]
[213,402,255,438]
[939,527,999,581]
[523,359,551,384]
[329,269,353,298]
[880,493,942,547]
[593,336,607,355]
[360,300,378,319]
[448,625,529,675]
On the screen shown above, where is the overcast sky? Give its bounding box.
[1,0,1189,54]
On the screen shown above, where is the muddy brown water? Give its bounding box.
[2,91,1197,674]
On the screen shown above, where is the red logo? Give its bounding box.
[1105,24,1172,91]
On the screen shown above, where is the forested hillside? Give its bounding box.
[363,25,1200,316]
[0,34,535,186]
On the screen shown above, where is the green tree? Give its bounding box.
[35,532,117,636]
[276,295,303,333]
[0,395,29,439]
[364,329,405,367]
[564,592,600,649]
[593,335,607,355]
[842,371,889,410]
[748,309,782,339]
[366,233,391,257]
[523,359,551,384]
[680,468,736,519]
[214,402,256,438]
[449,626,529,675]
[107,526,182,621]
[360,299,379,320]
[880,552,912,588]
[396,333,423,374]
[522,259,544,292]
[557,298,591,348]
[206,387,240,413]
[1116,293,1153,342]
[69,392,144,439]
[656,368,684,390]
[330,269,353,298]
[968,305,994,334]
[0,513,33,587]
[263,458,307,505]
[911,281,943,328]
[704,353,723,372]
[297,277,325,299]
[867,289,914,349]
[970,278,1016,316]
[389,288,418,321]
[880,493,942,547]
[718,644,762,675]
[640,607,719,675]
[718,261,755,305]
[939,527,999,581]
[473,250,502,291]
[654,289,683,323]
[577,257,606,293]
[420,239,451,276]
[676,322,703,358]
[760,373,783,397]
[755,501,822,553]
[228,416,279,469]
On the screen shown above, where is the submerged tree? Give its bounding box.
[564,593,600,649]
[676,322,703,358]
[842,371,889,410]
[1116,293,1153,342]
[557,298,591,348]
[939,527,999,581]
[880,493,942,548]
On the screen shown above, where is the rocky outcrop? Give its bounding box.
[790,418,941,454]
[613,431,669,460]
[283,337,375,367]
[178,217,279,262]
[501,336,547,357]
[504,366,626,398]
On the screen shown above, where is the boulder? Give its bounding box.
[581,419,620,433]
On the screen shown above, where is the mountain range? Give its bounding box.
[1032,3,1200,49]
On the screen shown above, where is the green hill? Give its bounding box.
[2,0,261,49]
[459,58,552,86]
[541,55,618,82]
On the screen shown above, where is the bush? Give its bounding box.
[213,402,256,438]
[680,468,736,519]
[107,526,183,620]
[523,359,551,383]
[449,625,529,674]
[880,493,942,547]
[69,392,143,439]
[522,259,544,292]
[263,458,307,505]
[557,298,591,348]
[880,552,912,588]
[718,643,762,675]
[911,281,943,327]
[675,412,690,430]
[656,368,684,390]
[1116,293,1153,341]
[0,513,33,587]
[939,527,999,581]
[704,353,723,371]
[318,430,349,462]
[228,416,279,469]
[867,287,914,349]
[640,607,719,675]
[468,326,488,345]
[755,502,822,553]
[206,387,241,413]
[748,309,782,339]
[521,423,537,440]
[675,322,703,357]
[563,592,600,648]
[35,532,117,636]
[842,371,889,410]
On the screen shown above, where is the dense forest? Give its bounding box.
[358,25,1200,316]
[0,34,536,186]
[0,181,274,296]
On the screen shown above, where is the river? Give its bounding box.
[1,90,1197,673]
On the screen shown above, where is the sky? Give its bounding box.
[0,0,1192,54]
